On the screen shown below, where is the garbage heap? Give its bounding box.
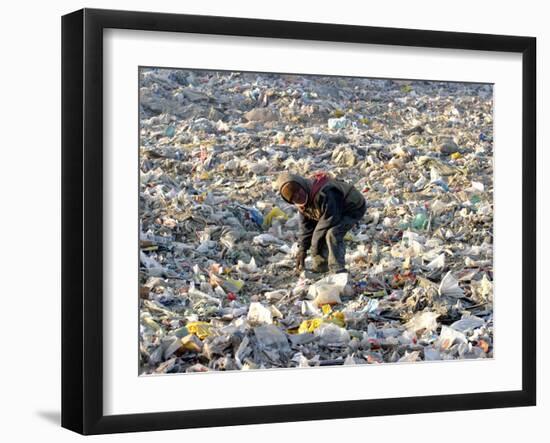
[139,68,494,374]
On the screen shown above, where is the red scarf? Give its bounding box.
[308,172,330,203]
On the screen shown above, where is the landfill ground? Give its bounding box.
[139,68,494,375]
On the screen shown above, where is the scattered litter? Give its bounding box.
[299,318,324,334]
[439,271,465,298]
[308,273,348,305]
[254,325,291,363]
[263,207,288,228]
[264,289,287,302]
[426,253,445,270]
[405,311,439,334]
[186,322,212,340]
[437,326,468,351]
[247,302,274,325]
[315,323,350,346]
[181,334,203,352]
[328,116,350,130]
[450,315,485,332]
[139,69,494,374]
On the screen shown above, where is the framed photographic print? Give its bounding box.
[61,8,536,435]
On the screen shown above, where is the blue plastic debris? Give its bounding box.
[165,125,175,137]
[247,208,264,227]
[431,179,449,192]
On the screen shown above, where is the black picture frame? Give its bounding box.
[62,8,537,435]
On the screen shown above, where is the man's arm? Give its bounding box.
[298,212,317,251]
[310,188,344,256]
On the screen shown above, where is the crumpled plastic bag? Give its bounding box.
[308,273,349,306]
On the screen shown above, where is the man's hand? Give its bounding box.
[296,249,306,274]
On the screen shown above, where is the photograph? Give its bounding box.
[0,0,543,439]
[138,67,494,375]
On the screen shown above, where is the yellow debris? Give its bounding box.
[180,334,203,352]
[298,311,346,334]
[186,321,212,340]
[451,152,462,160]
[330,312,346,328]
[298,318,324,334]
[263,207,288,227]
[321,304,333,315]
[211,273,245,292]
[223,277,244,293]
